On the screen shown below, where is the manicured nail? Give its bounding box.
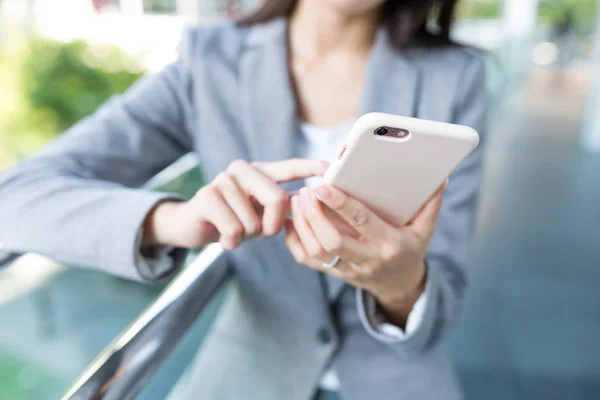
[299,188,310,209]
[315,186,332,201]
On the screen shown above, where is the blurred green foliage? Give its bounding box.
[456,0,502,20]
[0,37,142,169]
[455,0,598,33]
[538,0,598,33]
[22,38,143,134]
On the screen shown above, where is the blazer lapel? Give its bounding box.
[325,29,422,302]
[241,21,296,161]
[240,19,329,306]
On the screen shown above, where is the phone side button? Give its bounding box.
[337,144,347,160]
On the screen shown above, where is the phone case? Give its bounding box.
[322,112,480,225]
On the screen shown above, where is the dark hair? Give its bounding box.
[239,0,460,49]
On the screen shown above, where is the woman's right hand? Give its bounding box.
[142,158,328,250]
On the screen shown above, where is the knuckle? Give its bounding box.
[380,240,403,262]
[247,220,262,236]
[381,244,401,262]
[294,252,308,264]
[202,185,219,199]
[224,223,243,239]
[220,235,240,250]
[214,172,233,185]
[324,235,343,253]
[349,207,369,227]
[330,192,348,211]
[220,240,235,250]
[227,159,248,173]
[269,191,288,207]
[308,247,325,259]
[263,221,282,236]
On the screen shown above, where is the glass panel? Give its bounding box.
[0,257,163,399]
[153,165,204,200]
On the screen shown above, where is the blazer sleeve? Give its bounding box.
[0,30,200,281]
[357,53,487,357]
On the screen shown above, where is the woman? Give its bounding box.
[0,0,485,399]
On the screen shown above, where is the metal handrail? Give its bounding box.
[61,243,230,400]
[0,251,21,269]
[1,152,217,398]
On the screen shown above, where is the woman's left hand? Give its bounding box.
[284,182,447,328]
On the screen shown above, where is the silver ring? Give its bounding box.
[322,255,340,269]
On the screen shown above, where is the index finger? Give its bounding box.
[313,185,391,240]
[253,158,329,183]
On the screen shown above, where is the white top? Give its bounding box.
[298,121,428,391]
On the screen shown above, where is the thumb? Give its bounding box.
[409,179,448,240]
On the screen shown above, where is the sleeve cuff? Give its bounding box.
[107,190,188,282]
[362,288,428,340]
[135,228,183,281]
[356,261,441,350]
[359,286,427,341]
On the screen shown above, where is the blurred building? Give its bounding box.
[0,0,257,71]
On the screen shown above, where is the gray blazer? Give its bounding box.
[0,18,485,400]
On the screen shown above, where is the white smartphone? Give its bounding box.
[322,112,480,225]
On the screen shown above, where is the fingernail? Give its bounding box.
[299,188,310,209]
[315,186,332,200]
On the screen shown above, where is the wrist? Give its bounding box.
[378,260,426,306]
[374,261,427,328]
[142,200,185,247]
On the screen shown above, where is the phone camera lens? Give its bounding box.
[375,127,388,136]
